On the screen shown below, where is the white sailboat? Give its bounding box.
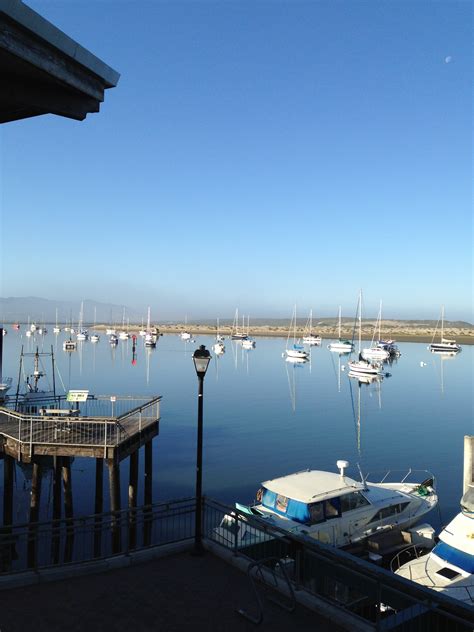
[429,306,461,354]
[212,318,225,355]
[90,307,100,343]
[361,301,389,361]
[180,315,192,340]
[231,308,248,341]
[302,309,322,346]
[76,301,88,341]
[145,306,157,347]
[348,291,383,376]
[53,308,61,334]
[118,307,129,340]
[241,315,256,349]
[285,305,309,360]
[328,307,354,353]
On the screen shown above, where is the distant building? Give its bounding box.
[0,0,119,123]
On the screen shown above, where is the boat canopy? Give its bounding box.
[262,469,363,503]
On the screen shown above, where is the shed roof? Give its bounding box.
[0,0,120,122]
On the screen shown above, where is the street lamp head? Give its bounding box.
[193,345,211,377]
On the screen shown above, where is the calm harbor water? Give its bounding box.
[1,330,472,530]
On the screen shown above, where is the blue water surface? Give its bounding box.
[1,329,472,530]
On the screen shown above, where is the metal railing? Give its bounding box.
[0,396,161,454]
[203,498,474,631]
[0,496,472,630]
[0,497,195,574]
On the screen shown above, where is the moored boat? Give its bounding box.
[215,461,437,549]
[429,306,461,354]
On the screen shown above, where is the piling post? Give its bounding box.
[1,455,14,571]
[143,439,153,545]
[27,459,42,568]
[94,459,104,558]
[51,456,62,564]
[108,455,121,553]
[128,450,138,550]
[62,457,74,563]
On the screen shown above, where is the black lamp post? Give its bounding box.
[192,344,211,552]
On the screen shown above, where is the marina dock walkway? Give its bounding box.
[0,549,340,631]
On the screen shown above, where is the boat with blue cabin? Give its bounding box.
[215,461,437,550]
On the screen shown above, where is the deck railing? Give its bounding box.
[0,397,161,454]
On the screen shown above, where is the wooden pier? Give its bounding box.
[0,395,161,462]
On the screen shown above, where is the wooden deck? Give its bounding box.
[0,396,161,462]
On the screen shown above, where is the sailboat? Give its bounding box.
[90,306,100,343]
[118,307,129,340]
[106,309,116,336]
[180,315,192,340]
[429,306,461,354]
[285,305,309,360]
[53,308,61,334]
[348,291,383,376]
[144,307,157,347]
[241,316,256,348]
[76,301,88,341]
[302,309,322,346]
[361,301,389,361]
[328,307,354,353]
[213,318,225,355]
[231,308,248,341]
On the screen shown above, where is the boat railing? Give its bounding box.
[389,543,425,573]
[366,468,436,486]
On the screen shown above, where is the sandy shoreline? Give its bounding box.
[93,323,474,345]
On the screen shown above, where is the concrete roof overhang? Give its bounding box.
[0,0,120,123]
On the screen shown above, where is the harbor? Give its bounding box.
[1,0,472,629]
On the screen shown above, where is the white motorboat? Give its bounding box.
[106,328,116,336]
[118,331,129,340]
[214,461,437,549]
[328,307,354,353]
[53,327,61,334]
[429,306,461,354]
[63,338,77,351]
[0,376,12,397]
[90,333,100,343]
[25,330,32,338]
[109,334,119,346]
[394,447,474,605]
[241,338,256,349]
[76,331,88,341]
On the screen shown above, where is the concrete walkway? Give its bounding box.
[0,550,343,631]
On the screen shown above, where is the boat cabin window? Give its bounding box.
[308,502,324,525]
[276,494,289,513]
[324,497,341,520]
[340,492,371,513]
[368,502,409,523]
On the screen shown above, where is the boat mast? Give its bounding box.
[338,306,342,340]
[358,291,362,355]
[441,305,444,341]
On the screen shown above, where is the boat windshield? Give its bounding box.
[433,541,474,574]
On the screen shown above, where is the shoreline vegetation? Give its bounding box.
[91,320,474,345]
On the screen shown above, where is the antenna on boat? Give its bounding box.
[356,462,369,490]
[337,459,349,478]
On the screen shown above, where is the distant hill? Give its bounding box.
[0,297,143,325]
[1,298,472,328]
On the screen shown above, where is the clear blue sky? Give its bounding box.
[1,1,472,321]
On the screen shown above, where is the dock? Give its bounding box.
[0,395,161,462]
